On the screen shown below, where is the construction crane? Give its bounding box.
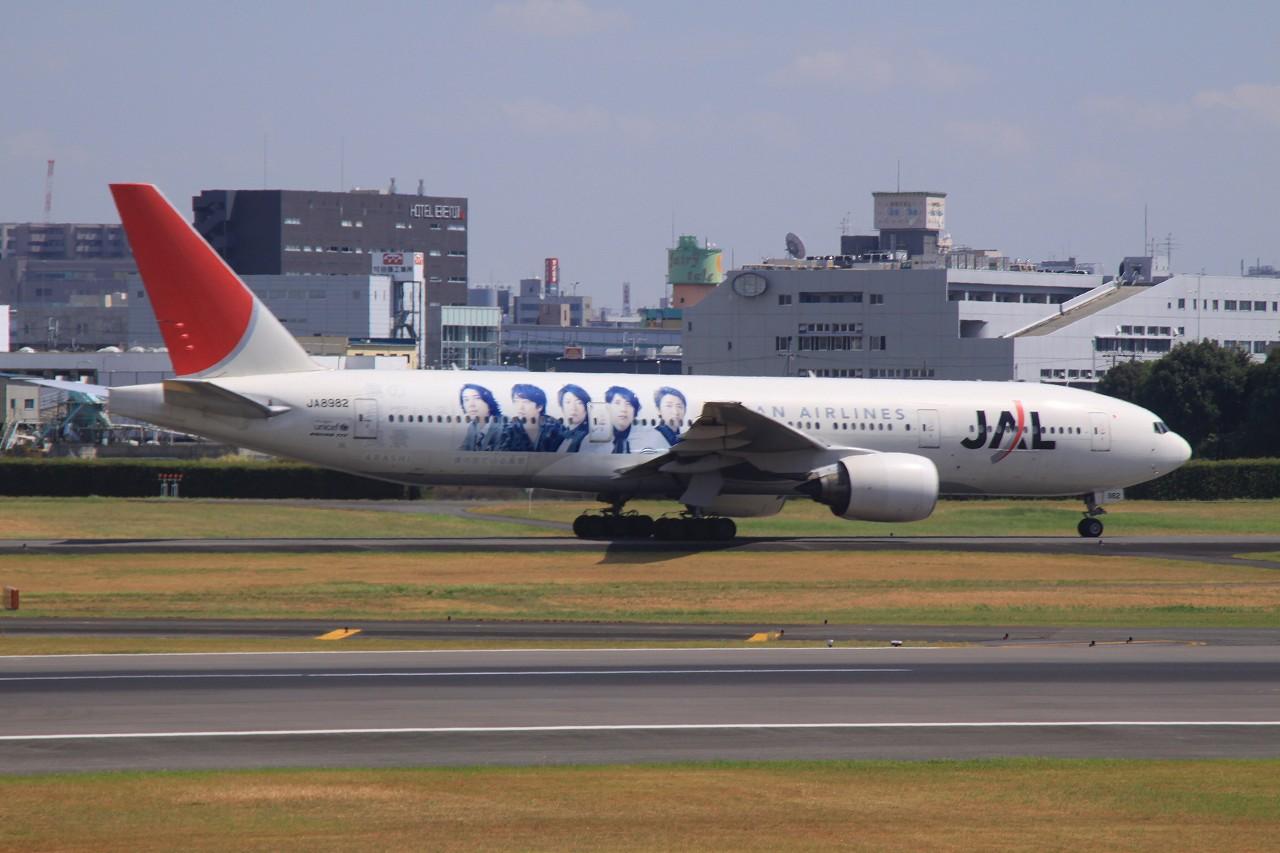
[43,159,55,222]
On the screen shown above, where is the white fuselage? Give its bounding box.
[109,370,1190,506]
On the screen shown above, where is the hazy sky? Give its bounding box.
[3,1,1278,309]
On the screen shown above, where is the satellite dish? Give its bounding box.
[785,232,806,259]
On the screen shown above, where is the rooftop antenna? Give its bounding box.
[1143,203,1148,256]
[840,211,851,236]
[339,137,345,191]
[896,159,901,192]
[389,177,397,194]
[43,159,55,222]
[785,232,806,259]
[417,178,425,196]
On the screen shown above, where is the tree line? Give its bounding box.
[1097,341,1280,459]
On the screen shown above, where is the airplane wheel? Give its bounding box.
[713,517,737,541]
[1077,517,1104,538]
[575,514,606,539]
[628,515,655,539]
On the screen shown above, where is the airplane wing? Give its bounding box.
[616,401,876,504]
[0,374,109,401]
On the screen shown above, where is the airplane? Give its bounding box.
[94,183,1189,541]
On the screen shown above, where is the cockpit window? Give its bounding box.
[1153,422,1169,434]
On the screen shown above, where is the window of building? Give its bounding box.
[341,220,353,227]
[869,293,884,305]
[429,249,442,257]
[1224,300,1235,310]
[1240,301,1251,311]
[1255,301,1267,311]
[284,245,301,252]
[355,221,363,228]
[283,217,301,225]
[395,222,408,229]
[1178,298,1185,309]
[1255,341,1269,354]
[775,336,792,351]
[778,294,792,305]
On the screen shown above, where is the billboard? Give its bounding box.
[873,193,946,231]
[544,257,560,287]
[372,252,425,282]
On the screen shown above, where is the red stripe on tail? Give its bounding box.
[110,184,253,376]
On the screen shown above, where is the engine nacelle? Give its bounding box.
[806,453,939,523]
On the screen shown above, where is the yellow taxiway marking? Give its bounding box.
[746,631,783,643]
[316,628,362,641]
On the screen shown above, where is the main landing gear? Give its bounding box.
[571,501,737,542]
[1077,494,1106,538]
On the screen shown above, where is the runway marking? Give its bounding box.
[3,722,1280,742]
[0,646,948,660]
[0,667,911,683]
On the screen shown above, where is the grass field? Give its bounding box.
[5,497,1280,540]
[2,759,1277,852]
[0,496,552,539]
[478,498,1280,537]
[4,549,1279,628]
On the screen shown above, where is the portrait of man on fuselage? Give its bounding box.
[498,383,565,452]
[581,384,664,454]
[557,383,591,453]
[654,385,687,446]
[458,383,503,451]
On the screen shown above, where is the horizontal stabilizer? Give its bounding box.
[162,379,291,419]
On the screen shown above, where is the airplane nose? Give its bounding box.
[1168,433,1192,466]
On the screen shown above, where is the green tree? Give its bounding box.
[1137,341,1251,457]
[1241,350,1280,458]
[1096,358,1152,404]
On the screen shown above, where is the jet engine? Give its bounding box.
[802,452,939,522]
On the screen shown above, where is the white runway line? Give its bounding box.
[0,667,911,683]
[3,722,1280,742]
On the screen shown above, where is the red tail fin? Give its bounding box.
[110,183,316,377]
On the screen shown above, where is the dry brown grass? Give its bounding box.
[2,549,1278,626]
[1,761,1278,852]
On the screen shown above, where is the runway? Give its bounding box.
[5,534,1280,566]
[3,645,1279,772]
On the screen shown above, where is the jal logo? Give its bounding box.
[960,400,1055,462]
[382,253,404,265]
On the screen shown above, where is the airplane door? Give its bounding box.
[354,398,378,439]
[1089,411,1111,451]
[587,402,612,444]
[917,409,940,448]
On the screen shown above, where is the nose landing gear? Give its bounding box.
[1077,494,1106,538]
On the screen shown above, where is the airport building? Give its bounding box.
[192,185,469,306]
[684,192,1280,384]
[1,222,136,350]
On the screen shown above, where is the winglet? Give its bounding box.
[110,183,319,378]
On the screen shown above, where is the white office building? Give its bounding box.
[684,259,1280,384]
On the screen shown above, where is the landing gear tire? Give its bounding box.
[574,514,607,539]
[1077,517,1104,538]
[651,515,736,542]
[573,512,654,540]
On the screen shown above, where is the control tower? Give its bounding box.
[668,235,724,309]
